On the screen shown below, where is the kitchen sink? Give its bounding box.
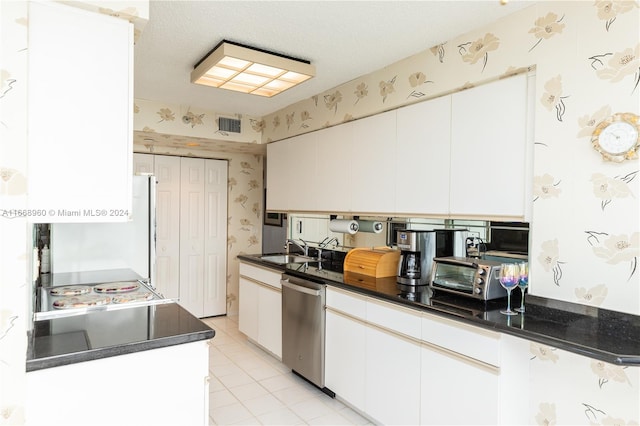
[260,254,319,265]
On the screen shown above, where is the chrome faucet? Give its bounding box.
[316,237,340,261]
[319,237,339,249]
[285,238,308,256]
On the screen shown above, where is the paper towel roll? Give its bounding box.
[329,219,359,235]
[357,220,384,234]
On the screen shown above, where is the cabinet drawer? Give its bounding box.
[366,298,422,340]
[239,262,282,289]
[422,313,500,367]
[326,287,366,320]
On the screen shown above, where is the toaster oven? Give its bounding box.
[430,256,506,301]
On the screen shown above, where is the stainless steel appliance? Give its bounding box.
[430,256,506,300]
[396,229,468,292]
[281,273,334,396]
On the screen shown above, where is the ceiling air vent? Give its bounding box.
[218,117,241,133]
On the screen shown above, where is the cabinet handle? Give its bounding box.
[240,275,281,292]
[421,340,499,375]
[327,307,499,374]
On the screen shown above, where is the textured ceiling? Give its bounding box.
[134,0,534,119]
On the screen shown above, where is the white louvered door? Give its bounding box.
[203,159,228,317]
[179,158,205,317]
[154,155,181,300]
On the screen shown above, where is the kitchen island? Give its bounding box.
[26,302,214,426]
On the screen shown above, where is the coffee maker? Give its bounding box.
[396,229,468,293]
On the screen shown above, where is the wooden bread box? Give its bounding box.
[343,247,401,278]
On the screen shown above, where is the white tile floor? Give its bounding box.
[201,315,372,426]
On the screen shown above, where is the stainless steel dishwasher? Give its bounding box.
[281,273,334,396]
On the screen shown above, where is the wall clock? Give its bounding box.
[591,112,640,162]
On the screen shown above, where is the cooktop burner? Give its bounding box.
[49,285,91,297]
[36,272,169,321]
[93,281,140,293]
[52,294,112,310]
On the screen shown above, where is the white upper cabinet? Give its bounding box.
[395,96,451,215]
[287,132,318,211]
[449,73,530,219]
[27,2,133,222]
[266,74,532,219]
[266,132,317,212]
[266,140,290,212]
[350,110,397,214]
[315,123,354,212]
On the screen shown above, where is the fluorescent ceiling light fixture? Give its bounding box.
[191,40,315,97]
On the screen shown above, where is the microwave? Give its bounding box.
[430,257,506,301]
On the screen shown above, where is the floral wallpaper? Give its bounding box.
[262,2,640,317]
[1,2,28,424]
[259,2,639,424]
[530,342,640,425]
[2,1,639,425]
[132,99,265,317]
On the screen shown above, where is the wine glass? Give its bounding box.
[499,263,519,316]
[515,262,529,313]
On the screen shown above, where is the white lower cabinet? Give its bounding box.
[26,341,210,426]
[325,309,366,412]
[366,324,421,425]
[325,287,530,425]
[238,262,282,358]
[420,342,499,425]
[239,276,259,341]
[257,279,282,357]
[325,288,421,424]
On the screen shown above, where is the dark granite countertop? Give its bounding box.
[239,254,640,366]
[27,302,214,371]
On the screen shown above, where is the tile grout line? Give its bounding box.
[204,316,370,425]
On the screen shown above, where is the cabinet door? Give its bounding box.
[258,285,282,358]
[27,2,133,222]
[420,345,499,425]
[27,341,209,426]
[287,132,318,211]
[238,277,259,342]
[366,325,421,425]
[325,310,366,411]
[266,133,318,212]
[266,140,290,211]
[396,96,451,215]
[202,160,228,317]
[450,74,528,218]
[315,123,354,212]
[179,158,205,317]
[350,110,397,213]
[154,155,181,300]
